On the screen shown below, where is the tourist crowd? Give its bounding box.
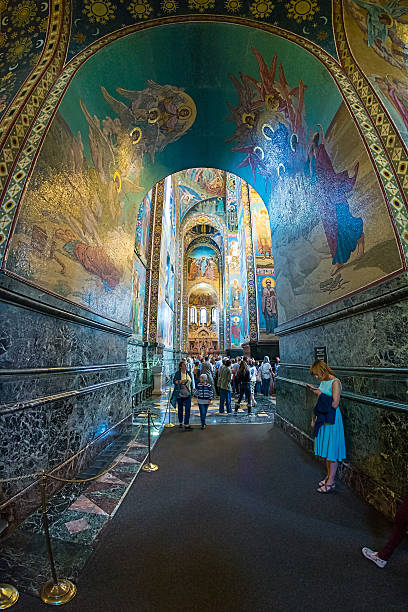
[171,354,280,431]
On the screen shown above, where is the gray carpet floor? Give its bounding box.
[15,424,408,611]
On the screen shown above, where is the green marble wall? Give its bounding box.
[276,275,408,510]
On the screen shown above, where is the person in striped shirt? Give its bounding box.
[194,374,214,429]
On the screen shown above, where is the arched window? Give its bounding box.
[199,307,207,325]
[211,307,217,323]
[190,306,197,324]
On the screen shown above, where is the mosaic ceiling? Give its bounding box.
[68,0,336,58]
[0,0,336,123]
[0,0,50,120]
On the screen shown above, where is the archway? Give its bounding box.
[1,17,407,531]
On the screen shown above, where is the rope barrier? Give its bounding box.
[0,394,170,606]
[45,412,148,485]
[150,391,171,431]
[0,471,43,483]
[0,412,148,489]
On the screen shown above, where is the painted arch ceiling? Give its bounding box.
[0,0,336,123]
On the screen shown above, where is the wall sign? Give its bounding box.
[314,346,327,363]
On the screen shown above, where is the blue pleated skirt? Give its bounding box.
[314,408,346,462]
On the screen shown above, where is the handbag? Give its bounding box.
[179,382,190,398]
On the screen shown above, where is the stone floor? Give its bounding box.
[0,390,275,598]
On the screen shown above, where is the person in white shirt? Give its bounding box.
[231,357,241,395]
[249,359,257,407]
[260,356,272,396]
[214,355,223,396]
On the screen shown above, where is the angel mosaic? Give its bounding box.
[226,48,364,276]
[346,0,408,70]
[7,80,196,322]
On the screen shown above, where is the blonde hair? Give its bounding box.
[310,360,335,380]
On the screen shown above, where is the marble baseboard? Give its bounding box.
[274,413,402,520]
[1,413,132,530]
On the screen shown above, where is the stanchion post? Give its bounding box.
[165,388,175,428]
[141,408,158,472]
[0,584,19,609]
[39,472,77,605]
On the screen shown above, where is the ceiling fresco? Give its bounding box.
[68,0,337,60]
[0,0,50,120]
[53,22,341,206]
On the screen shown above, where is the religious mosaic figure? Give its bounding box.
[254,207,273,258]
[231,317,241,345]
[308,125,365,274]
[7,78,197,325]
[373,74,408,131]
[349,0,408,70]
[204,258,216,280]
[231,279,241,308]
[189,258,199,280]
[261,279,277,334]
[54,228,121,291]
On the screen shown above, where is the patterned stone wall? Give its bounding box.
[275,274,408,516]
[0,275,132,526]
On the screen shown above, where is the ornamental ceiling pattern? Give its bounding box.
[0,0,51,121]
[68,0,336,59]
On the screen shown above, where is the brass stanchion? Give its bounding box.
[0,585,19,609]
[141,408,158,472]
[164,388,175,428]
[39,473,77,605]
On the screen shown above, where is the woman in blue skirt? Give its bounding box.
[306,360,346,493]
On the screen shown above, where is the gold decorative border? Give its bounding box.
[336,0,408,194]
[0,0,70,255]
[242,181,258,342]
[332,0,408,260]
[143,183,157,343]
[147,179,165,343]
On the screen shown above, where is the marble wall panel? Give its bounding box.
[162,348,182,386]
[275,278,408,510]
[276,376,408,500]
[279,365,408,405]
[279,297,408,369]
[127,339,146,396]
[0,378,131,511]
[0,366,128,406]
[0,300,128,370]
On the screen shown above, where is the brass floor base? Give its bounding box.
[40,579,77,605]
[142,462,159,472]
[0,585,19,609]
[164,422,175,428]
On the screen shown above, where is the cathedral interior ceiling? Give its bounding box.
[67,0,337,62]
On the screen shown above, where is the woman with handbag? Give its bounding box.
[173,361,193,431]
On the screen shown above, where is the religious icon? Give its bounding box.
[261,277,277,335]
